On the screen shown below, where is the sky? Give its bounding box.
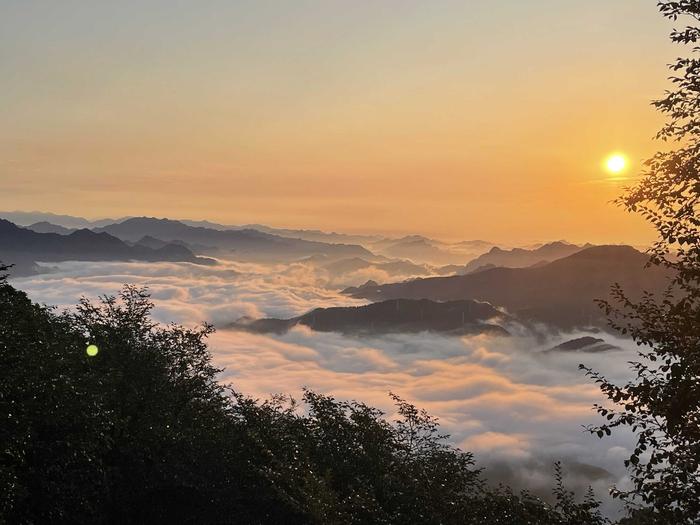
[0,1,679,244]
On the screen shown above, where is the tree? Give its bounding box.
[0,273,294,523]
[580,2,700,522]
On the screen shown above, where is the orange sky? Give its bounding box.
[0,1,678,244]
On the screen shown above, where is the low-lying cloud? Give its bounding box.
[12,259,638,518]
[15,259,364,324]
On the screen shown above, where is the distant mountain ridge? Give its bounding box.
[371,236,475,265]
[3,211,505,266]
[343,245,674,330]
[0,219,210,276]
[322,257,436,277]
[2,212,387,247]
[95,217,373,262]
[27,221,75,235]
[462,241,590,273]
[235,224,383,246]
[229,298,510,337]
[0,211,124,229]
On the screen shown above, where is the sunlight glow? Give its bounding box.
[605,153,627,175]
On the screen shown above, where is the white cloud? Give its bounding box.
[14,259,365,324]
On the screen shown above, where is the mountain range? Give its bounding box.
[369,236,489,265]
[2,213,496,264]
[461,241,591,273]
[0,219,210,276]
[343,245,673,330]
[1,210,676,337]
[0,212,406,252]
[92,218,373,262]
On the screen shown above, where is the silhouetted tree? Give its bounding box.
[0,271,295,523]
[581,2,700,523]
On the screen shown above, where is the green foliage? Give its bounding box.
[0,267,609,523]
[231,389,481,524]
[0,271,290,523]
[579,2,700,523]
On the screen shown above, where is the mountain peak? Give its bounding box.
[562,244,645,262]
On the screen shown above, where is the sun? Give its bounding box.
[605,153,627,174]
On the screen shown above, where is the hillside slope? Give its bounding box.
[230,298,510,336]
[344,246,673,330]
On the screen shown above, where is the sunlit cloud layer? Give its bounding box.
[12,260,637,516]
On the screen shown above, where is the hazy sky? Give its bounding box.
[0,1,678,243]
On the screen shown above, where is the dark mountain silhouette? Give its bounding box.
[229,298,510,336]
[342,280,381,296]
[547,336,620,353]
[343,245,674,330]
[26,221,75,235]
[0,219,210,276]
[96,217,373,262]
[462,241,590,274]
